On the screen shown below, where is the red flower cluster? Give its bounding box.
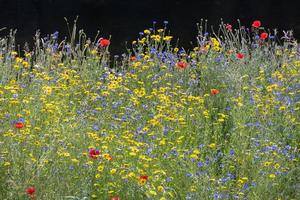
[211,89,220,96]
[176,61,188,69]
[26,186,35,196]
[89,148,100,159]
[98,38,110,47]
[15,122,25,129]
[251,20,269,40]
[111,197,120,200]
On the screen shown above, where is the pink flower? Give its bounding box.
[226,24,232,31]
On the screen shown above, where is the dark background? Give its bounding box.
[0,0,300,54]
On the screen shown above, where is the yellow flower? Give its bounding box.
[147,190,157,196]
[263,161,272,167]
[22,61,30,68]
[241,177,248,182]
[157,186,164,192]
[95,174,101,179]
[43,86,53,95]
[144,29,151,34]
[269,174,276,178]
[110,169,117,174]
[190,185,196,192]
[190,154,199,159]
[71,159,79,163]
[97,165,104,172]
[208,143,216,149]
[163,36,173,41]
[274,163,280,169]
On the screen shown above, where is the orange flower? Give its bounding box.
[211,89,220,96]
[104,154,113,161]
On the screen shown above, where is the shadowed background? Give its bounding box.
[0,0,299,54]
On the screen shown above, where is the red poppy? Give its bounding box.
[26,186,35,196]
[252,20,261,28]
[226,24,232,31]
[111,197,120,200]
[260,32,268,40]
[236,53,244,59]
[140,175,149,180]
[98,38,110,47]
[89,148,100,159]
[176,61,188,69]
[15,122,25,129]
[211,89,220,96]
[139,175,149,184]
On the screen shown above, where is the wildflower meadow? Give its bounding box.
[0,20,299,200]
